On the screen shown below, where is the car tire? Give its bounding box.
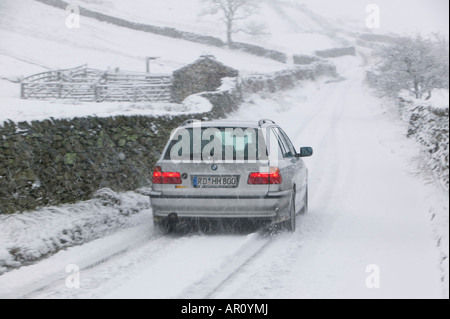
[285,192,296,232]
[301,186,308,215]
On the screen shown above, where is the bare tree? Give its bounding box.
[372,34,449,99]
[201,0,266,46]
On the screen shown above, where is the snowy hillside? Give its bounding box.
[0,0,349,123]
[0,0,290,81]
[74,0,349,54]
[0,0,301,123]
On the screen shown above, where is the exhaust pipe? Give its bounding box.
[168,213,179,230]
[168,213,179,223]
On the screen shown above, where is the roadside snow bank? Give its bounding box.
[399,90,449,191]
[0,188,151,276]
[397,90,449,298]
[182,95,213,113]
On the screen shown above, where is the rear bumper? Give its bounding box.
[150,190,291,219]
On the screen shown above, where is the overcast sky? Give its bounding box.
[297,0,449,36]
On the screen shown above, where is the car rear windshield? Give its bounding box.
[163,127,268,161]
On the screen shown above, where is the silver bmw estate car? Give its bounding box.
[150,119,312,232]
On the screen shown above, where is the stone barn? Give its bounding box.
[172,55,239,103]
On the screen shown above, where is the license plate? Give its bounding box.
[193,176,239,188]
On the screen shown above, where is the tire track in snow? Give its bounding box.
[177,233,272,299]
[6,230,177,299]
[292,62,362,212]
[291,76,352,213]
[291,79,343,141]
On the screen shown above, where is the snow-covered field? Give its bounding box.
[0,56,447,299]
[74,0,347,54]
[0,79,212,123]
[0,0,289,80]
[0,0,313,124]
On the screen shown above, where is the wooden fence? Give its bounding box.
[96,83,172,102]
[21,65,173,103]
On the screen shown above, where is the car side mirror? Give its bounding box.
[297,147,313,158]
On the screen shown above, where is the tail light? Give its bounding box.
[152,166,182,184]
[248,167,282,185]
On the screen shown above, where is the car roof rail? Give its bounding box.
[258,119,276,127]
[181,119,200,126]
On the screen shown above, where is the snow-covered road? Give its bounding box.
[0,56,446,299]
